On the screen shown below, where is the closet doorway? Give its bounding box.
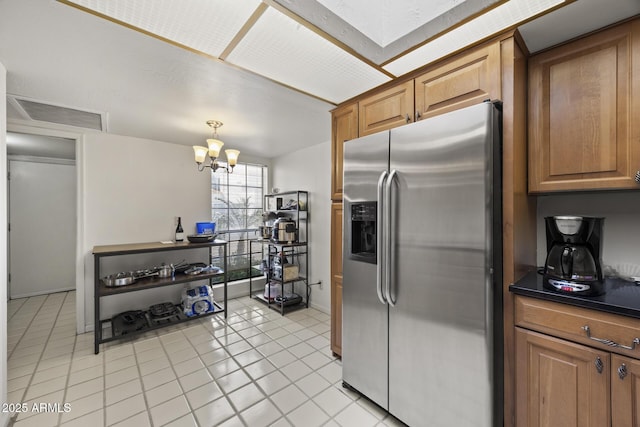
[7,132,76,299]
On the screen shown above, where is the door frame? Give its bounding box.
[7,121,86,334]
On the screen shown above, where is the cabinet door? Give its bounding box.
[330,202,343,356]
[528,20,640,192]
[515,328,610,427]
[358,80,414,136]
[612,354,640,427]
[331,103,358,201]
[414,41,500,121]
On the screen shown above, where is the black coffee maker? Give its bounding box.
[543,216,604,296]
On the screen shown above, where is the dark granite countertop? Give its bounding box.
[509,270,640,320]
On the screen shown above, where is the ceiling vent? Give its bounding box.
[7,95,107,131]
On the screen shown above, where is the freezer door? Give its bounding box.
[387,102,499,427]
[342,130,390,410]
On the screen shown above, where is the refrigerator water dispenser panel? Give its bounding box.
[350,202,377,264]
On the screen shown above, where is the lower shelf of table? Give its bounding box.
[97,302,225,346]
[251,292,308,314]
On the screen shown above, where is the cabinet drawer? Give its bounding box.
[515,295,640,358]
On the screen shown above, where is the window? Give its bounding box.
[210,163,268,282]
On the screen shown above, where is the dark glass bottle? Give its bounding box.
[175,217,184,242]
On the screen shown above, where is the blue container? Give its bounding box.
[196,222,215,234]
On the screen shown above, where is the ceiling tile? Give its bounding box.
[65,0,262,58]
[225,6,391,103]
[273,0,501,65]
[518,0,640,53]
[383,0,566,76]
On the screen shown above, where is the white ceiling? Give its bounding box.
[1,0,638,160]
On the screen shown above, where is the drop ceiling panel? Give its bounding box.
[518,0,640,53]
[65,0,261,58]
[317,0,469,47]
[273,0,501,64]
[383,0,566,76]
[226,7,391,103]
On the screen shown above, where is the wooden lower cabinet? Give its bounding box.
[514,295,640,426]
[330,202,343,356]
[515,327,610,427]
[612,354,640,427]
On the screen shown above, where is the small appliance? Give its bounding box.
[111,310,149,336]
[543,215,604,296]
[272,217,297,243]
[148,302,182,325]
[275,293,302,307]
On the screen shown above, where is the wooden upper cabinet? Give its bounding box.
[516,328,610,427]
[331,103,358,201]
[528,20,640,192]
[358,80,414,136]
[414,41,500,121]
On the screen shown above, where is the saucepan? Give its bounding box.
[156,264,174,278]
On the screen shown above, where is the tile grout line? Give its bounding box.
[56,291,76,427]
[131,337,155,427]
[6,295,48,361]
[225,305,334,426]
[223,309,279,427]
[8,294,386,427]
[9,292,67,425]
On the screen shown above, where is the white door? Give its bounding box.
[9,160,76,298]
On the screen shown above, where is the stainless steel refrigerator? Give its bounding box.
[342,101,503,427]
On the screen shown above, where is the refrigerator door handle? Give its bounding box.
[385,169,397,307]
[377,170,388,305]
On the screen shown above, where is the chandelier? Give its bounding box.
[193,120,240,173]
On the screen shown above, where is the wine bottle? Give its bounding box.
[175,217,184,242]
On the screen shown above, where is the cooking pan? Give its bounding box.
[102,272,136,287]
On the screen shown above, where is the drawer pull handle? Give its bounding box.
[582,325,640,350]
[595,356,604,374]
[619,363,628,380]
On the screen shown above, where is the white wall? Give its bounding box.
[536,191,640,270]
[272,140,332,314]
[82,133,213,328]
[1,61,10,427]
[82,133,273,327]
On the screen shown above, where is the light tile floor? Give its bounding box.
[6,292,403,427]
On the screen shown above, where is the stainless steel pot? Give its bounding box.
[258,225,273,239]
[102,272,136,287]
[272,218,297,243]
[157,264,173,278]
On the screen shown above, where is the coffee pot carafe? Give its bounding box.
[543,216,604,296]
